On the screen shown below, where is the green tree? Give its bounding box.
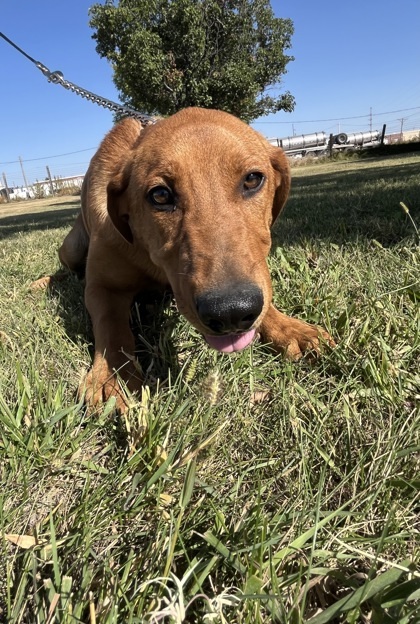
[89,0,295,122]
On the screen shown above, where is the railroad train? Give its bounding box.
[269,129,381,157]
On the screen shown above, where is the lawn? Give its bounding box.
[0,153,419,623]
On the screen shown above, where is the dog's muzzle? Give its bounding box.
[196,283,263,353]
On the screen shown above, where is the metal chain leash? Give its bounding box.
[42,68,156,125]
[0,31,157,127]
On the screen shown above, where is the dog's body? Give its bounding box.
[59,108,333,411]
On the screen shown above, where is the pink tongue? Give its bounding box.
[204,329,256,353]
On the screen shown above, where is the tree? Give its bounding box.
[89,0,295,122]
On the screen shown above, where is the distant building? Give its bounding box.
[1,174,85,201]
[54,174,85,189]
[386,129,420,144]
[0,186,31,201]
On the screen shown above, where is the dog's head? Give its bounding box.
[107,108,290,352]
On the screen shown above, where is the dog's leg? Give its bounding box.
[82,283,143,412]
[259,304,335,360]
[30,213,89,290]
[58,213,89,277]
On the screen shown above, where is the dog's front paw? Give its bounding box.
[80,356,143,413]
[281,319,335,360]
[260,305,335,361]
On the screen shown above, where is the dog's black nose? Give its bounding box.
[196,284,264,334]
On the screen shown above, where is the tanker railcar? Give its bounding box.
[269,129,380,157]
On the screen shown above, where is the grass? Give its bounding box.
[0,152,419,623]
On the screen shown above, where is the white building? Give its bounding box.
[0,174,85,201]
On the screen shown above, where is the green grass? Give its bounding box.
[0,153,419,623]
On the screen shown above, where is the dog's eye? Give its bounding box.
[243,172,264,192]
[148,186,175,211]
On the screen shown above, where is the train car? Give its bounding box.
[269,129,380,157]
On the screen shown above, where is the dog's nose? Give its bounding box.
[196,284,264,334]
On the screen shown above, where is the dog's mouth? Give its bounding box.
[204,328,256,353]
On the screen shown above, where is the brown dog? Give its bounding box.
[59,108,333,411]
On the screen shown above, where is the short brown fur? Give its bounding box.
[59,108,333,412]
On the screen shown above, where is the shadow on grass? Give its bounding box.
[0,207,80,239]
[2,158,418,247]
[45,273,180,395]
[273,160,420,247]
[0,198,182,389]
[47,199,81,208]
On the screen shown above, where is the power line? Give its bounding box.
[0,147,96,166]
[253,106,420,124]
[2,106,419,178]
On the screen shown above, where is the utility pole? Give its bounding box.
[369,107,372,132]
[399,118,405,141]
[328,133,334,158]
[2,173,11,201]
[46,166,55,197]
[19,156,29,189]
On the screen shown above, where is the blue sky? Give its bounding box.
[1,0,419,188]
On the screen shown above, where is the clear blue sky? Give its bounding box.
[1,0,419,188]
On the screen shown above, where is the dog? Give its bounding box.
[59,107,334,412]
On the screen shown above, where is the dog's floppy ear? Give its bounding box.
[107,161,134,244]
[269,147,291,225]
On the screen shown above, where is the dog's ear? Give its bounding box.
[107,162,134,244]
[269,147,291,225]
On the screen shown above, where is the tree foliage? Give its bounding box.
[89,0,295,122]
